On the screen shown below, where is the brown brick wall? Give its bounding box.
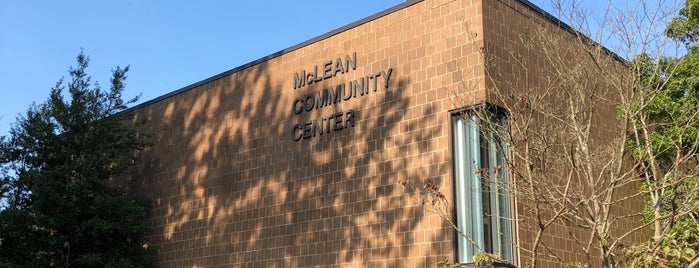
[481,0,646,267]
[121,0,644,267]
[482,1,572,265]
[124,0,486,267]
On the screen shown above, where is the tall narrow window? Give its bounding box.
[452,111,512,264]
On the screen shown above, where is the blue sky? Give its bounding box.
[0,0,669,136]
[0,1,419,135]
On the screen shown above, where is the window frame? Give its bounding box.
[450,106,514,265]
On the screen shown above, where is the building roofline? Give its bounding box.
[126,0,424,112]
[518,0,626,63]
[125,0,624,113]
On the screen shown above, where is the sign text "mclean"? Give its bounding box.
[293,53,356,90]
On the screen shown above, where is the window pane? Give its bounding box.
[453,114,484,263]
[492,136,512,262]
[452,111,512,264]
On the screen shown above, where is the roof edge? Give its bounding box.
[517,0,627,63]
[126,0,424,113]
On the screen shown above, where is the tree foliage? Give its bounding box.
[623,1,699,265]
[0,52,153,267]
[666,0,699,44]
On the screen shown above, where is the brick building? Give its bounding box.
[123,0,635,267]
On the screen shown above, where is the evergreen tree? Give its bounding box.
[0,52,153,267]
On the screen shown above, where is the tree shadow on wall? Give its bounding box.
[122,57,451,267]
